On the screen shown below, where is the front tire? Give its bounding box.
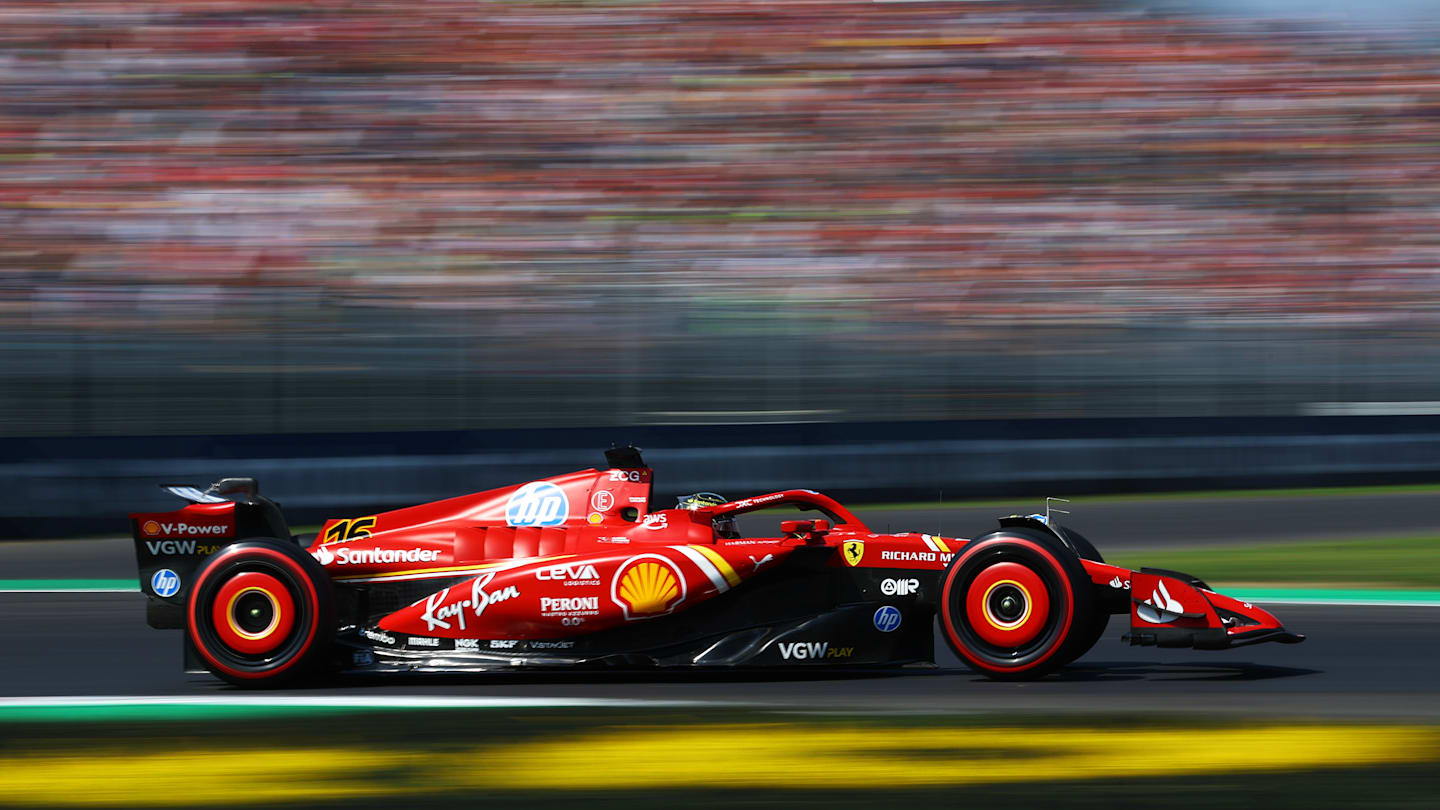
[187,539,334,687]
[1056,525,1111,666]
[939,529,1094,680]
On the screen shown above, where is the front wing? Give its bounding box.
[1080,560,1304,649]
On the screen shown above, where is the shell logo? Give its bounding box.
[142,520,161,537]
[611,554,687,621]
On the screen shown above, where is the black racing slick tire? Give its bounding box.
[1061,526,1103,564]
[1062,611,1112,667]
[1057,525,1111,666]
[186,539,335,687]
[939,529,1094,680]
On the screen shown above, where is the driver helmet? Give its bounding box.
[676,492,738,538]
[676,492,727,510]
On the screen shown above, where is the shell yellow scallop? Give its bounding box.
[617,561,680,615]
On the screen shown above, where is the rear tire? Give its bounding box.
[939,529,1094,680]
[187,539,334,687]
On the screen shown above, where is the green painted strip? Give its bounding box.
[0,579,135,592]
[0,696,710,723]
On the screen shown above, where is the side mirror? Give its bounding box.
[780,519,831,543]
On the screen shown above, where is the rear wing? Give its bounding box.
[159,476,260,505]
[129,477,293,628]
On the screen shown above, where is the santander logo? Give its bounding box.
[1137,580,1185,624]
[311,545,439,566]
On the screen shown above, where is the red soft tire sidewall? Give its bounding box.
[963,560,1051,648]
[209,571,298,656]
[940,536,1076,676]
[188,545,322,682]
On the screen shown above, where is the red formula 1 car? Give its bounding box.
[130,447,1302,686]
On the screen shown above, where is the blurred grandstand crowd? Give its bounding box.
[4,0,1440,435]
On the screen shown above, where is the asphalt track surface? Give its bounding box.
[4,594,1435,719]
[3,491,1439,717]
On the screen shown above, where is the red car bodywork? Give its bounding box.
[131,450,1301,685]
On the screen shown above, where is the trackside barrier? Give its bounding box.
[5,416,1440,538]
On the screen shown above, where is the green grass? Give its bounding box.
[853,482,1440,512]
[1109,535,1440,588]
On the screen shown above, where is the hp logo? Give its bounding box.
[873,605,902,633]
[151,568,181,598]
[505,481,570,528]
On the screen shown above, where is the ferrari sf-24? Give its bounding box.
[130,447,1302,686]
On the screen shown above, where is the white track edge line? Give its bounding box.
[0,695,719,710]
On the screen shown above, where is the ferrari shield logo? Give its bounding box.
[842,540,864,567]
